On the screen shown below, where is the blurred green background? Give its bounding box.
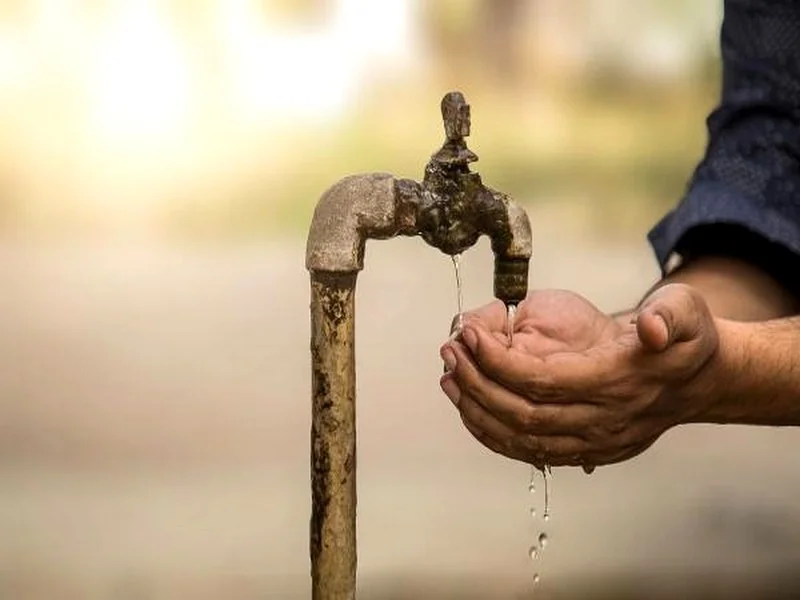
[0,0,720,241]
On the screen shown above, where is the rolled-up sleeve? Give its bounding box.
[648,0,800,288]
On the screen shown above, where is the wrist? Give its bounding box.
[679,317,743,424]
[659,256,800,320]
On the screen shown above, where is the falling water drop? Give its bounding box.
[506,303,517,347]
[538,533,549,549]
[529,507,536,518]
[542,466,551,521]
[533,574,540,585]
[528,546,538,561]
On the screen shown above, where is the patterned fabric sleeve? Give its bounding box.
[648,0,800,293]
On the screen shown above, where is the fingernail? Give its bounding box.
[440,377,461,406]
[654,313,670,343]
[462,327,477,352]
[441,347,457,371]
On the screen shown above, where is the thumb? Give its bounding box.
[634,283,709,352]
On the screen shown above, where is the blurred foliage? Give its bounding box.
[162,70,719,242]
[0,0,723,242]
[158,0,721,242]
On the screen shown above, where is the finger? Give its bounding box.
[460,414,517,459]
[457,323,621,400]
[457,391,590,465]
[635,311,669,351]
[583,433,661,467]
[440,373,461,406]
[461,299,512,334]
[456,391,528,460]
[448,341,599,435]
[456,324,546,391]
[445,322,507,349]
[636,283,710,352]
[448,299,510,344]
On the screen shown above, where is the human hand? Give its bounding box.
[449,289,624,356]
[439,284,720,469]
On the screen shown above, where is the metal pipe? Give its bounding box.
[310,271,357,600]
[306,92,533,599]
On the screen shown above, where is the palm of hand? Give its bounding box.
[507,290,624,357]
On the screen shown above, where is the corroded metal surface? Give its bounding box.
[310,271,357,600]
[305,173,398,273]
[304,91,532,305]
[305,92,534,599]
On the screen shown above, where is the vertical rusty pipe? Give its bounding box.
[310,270,358,600]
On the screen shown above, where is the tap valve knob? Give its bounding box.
[431,91,478,169]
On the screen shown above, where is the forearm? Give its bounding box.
[658,256,800,320]
[690,316,800,426]
[614,255,800,326]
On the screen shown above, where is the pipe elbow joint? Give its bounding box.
[305,173,400,273]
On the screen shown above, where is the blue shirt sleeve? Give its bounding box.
[648,0,800,289]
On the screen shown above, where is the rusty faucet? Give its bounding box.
[305,92,532,599]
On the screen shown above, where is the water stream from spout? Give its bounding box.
[506,303,516,347]
[452,254,464,335]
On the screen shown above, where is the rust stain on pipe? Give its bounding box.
[310,271,358,600]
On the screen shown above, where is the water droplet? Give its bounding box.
[528,545,538,560]
[528,483,536,494]
[533,574,540,584]
[582,464,596,475]
[543,513,550,522]
[538,533,549,548]
[529,507,536,518]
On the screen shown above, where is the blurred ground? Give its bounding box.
[3,205,800,599]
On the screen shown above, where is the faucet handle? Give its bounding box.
[431,91,478,168]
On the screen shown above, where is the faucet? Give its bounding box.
[305,91,532,599]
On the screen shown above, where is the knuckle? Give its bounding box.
[521,406,550,432]
[461,375,484,399]
[588,413,629,440]
[603,418,628,436]
[524,378,564,402]
[459,396,480,422]
[520,406,539,430]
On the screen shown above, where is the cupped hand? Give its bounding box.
[451,289,625,356]
[440,284,719,469]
